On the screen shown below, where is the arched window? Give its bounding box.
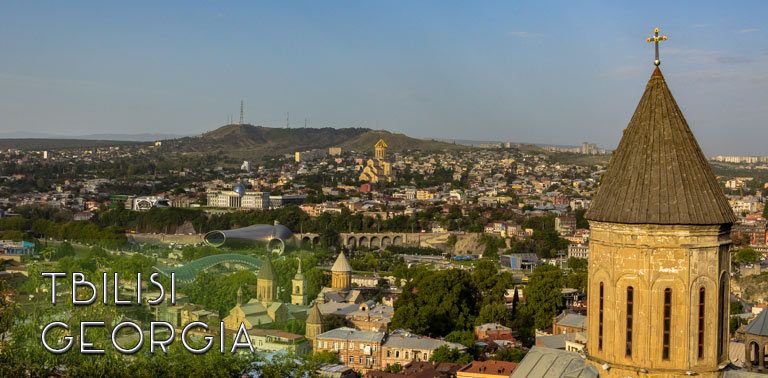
[698,287,705,359]
[748,342,759,366]
[598,282,604,351]
[662,288,672,360]
[764,343,768,368]
[626,286,634,357]
[718,274,726,359]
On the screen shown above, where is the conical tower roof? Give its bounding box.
[307,301,322,324]
[745,308,768,336]
[331,251,352,272]
[258,256,275,280]
[294,258,304,280]
[586,67,735,225]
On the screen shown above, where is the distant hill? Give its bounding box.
[340,130,459,152]
[0,125,465,157]
[0,138,142,150]
[168,124,463,157]
[0,131,185,142]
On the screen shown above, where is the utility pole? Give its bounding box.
[239,100,244,125]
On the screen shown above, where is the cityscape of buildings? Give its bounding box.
[1,18,768,378]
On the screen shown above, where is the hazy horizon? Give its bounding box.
[1,1,766,154]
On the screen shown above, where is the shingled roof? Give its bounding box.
[586,67,736,225]
[258,256,275,280]
[331,251,352,272]
[744,308,768,337]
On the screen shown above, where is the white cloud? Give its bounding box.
[738,28,758,34]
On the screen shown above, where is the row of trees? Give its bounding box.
[390,259,515,337]
[391,259,568,345]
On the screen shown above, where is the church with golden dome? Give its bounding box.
[359,139,393,183]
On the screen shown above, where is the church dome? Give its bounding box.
[233,183,246,196]
[331,251,352,273]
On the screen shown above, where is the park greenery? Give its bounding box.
[4,204,571,258]
[390,258,560,344]
[732,247,762,267]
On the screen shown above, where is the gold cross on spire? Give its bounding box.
[646,27,668,66]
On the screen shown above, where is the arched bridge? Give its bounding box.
[295,233,321,248]
[154,253,263,283]
[340,232,420,250]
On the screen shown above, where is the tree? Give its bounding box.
[733,248,761,266]
[52,242,76,260]
[493,347,527,362]
[0,279,16,343]
[566,257,587,272]
[320,228,340,249]
[391,269,479,337]
[447,234,458,249]
[429,345,473,364]
[522,265,564,331]
[476,303,512,326]
[574,209,590,229]
[384,363,403,373]
[730,300,744,315]
[445,330,476,349]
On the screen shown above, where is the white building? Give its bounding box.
[567,243,589,260]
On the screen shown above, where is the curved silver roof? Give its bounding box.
[204,223,294,247]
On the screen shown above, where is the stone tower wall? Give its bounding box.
[586,221,731,377]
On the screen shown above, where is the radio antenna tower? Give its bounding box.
[286,112,290,128]
[239,100,244,125]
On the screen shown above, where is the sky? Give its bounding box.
[0,1,766,154]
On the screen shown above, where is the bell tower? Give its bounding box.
[584,28,735,377]
[331,251,352,292]
[374,139,388,160]
[291,258,307,305]
[256,257,276,304]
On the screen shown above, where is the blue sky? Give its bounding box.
[0,1,766,154]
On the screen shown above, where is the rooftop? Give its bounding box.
[331,251,353,272]
[744,308,768,336]
[511,346,597,378]
[315,327,385,343]
[459,360,519,376]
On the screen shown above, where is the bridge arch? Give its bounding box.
[393,235,403,245]
[347,236,357,248]
[370,236,380,249]
[359,236,368,249]
[154,254,263,283]
[381,236,391,248]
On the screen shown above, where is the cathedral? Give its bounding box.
[512,29,762,378]
[359,139,393,183]
[223,257,309,330]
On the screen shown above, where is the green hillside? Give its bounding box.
[167,124,464,157]
[341,130,463,153]
[0,138,141,150]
